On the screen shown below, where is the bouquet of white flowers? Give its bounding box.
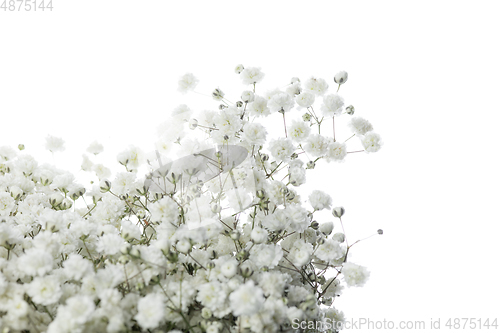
[0,65,382,333]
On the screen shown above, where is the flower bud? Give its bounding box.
[235,64,244,74]
[10,186,23,200]
[319,221,334,235]
[239,266,253,278]
[118,255,130,265]
[302,113,312,122]
[256,189,266,199]
[120,243,132,255]
[206,262,216,270]
[290,77,300,84]
[219,104,227,110]
[189,118,198,130]
[215,151,223,159]
[60,198,73,210]
[260,153,269,162]
[334,71,348,85]
[310,221,319,230]
[230,230,240,240]
[378,229,384,235]
[129,246,141,258]
[211,202,221,213]
[236,101,243,108]
[306,161,315,169]
[332,206,345,218]
[236,249,249,261]
[241,90,255,103]
[332,232,345,243]
[212,88,224,101]
[18,144,25,150]
[167,250,179,263]
[346,105,355,115]
[201,307,212,319]
[99,179,111,192]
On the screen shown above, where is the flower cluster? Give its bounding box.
[0,66,382,332]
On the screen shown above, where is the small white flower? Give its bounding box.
[248,96,271,117]
[361,132,382,152]
[325,140,347,162]
[342,262,370,287]
[268,138,295,163]
[26,275,62,305]
[229,280,265,316]
[304,77,329,95]
[240,67,265,85]
[177,73,199,93]
[86,141,104,155]
[308,190,332,211]
[295,92,315,108]
[251,226,268,244]
[135,293,166,329]
[288,119,311,143]
[315,239,343,261]
[320,94,344,117]
[242,122,267,146]
[45,135,65,153]
[349,117,373,136]
[268,92,295,113]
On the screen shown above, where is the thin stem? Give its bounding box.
[347,150,365,154]
[282,112,288,137]
[333,116,336,142]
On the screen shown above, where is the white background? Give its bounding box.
[1,1,500,331]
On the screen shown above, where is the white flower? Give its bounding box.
[325,140,347,162]
[250,244,283,268]
[177,73,199,93]
[171,104,193,123]
[116,145,144,170]
[135,293,166,329]
[268,138,295,162]
[26,275,62,305]
[303,77,329,95]
[308,190,332,211]
[361,132,382,152]
[150,196,179,223]
[17,248,53,277]
[303,134,328,157]
[334,71,348,85]
[0,146,16,161]
[197,281,227,311]
[240,67,265,85]
[97,233,126,256]
[86,141,104,155]
[92,163,112,180]
[342,262,370,287]
[63,254,93,280]
[349,117,373,135]
[241,90,255,103]
[220,258,238,278]
[45,135,65,153]
[0,192,16,216]
[295,92,315,108]
[284,204,309,232]
[242,122,267,146]
[289,167,306,187]
[229,280,265,316]
[248,96,271,117]
[81,154,93,172]
[268,92,295,113]
[288,119,311,143]
[320,94,344,117]
[315,239,343,261]
[251,226,268,244]
[287,241,313,267]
